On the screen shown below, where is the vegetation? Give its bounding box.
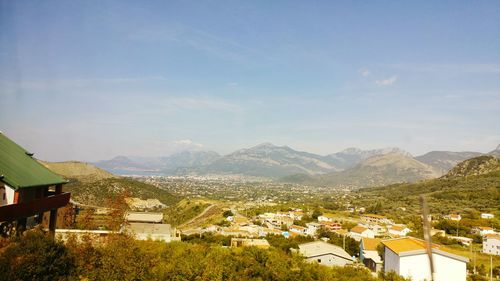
[0,230,383,281]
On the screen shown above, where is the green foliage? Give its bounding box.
[163,201,211,226]
[265,234,314,253]
[316,230,359,257]
[222,210,234,218]
[0,229,75,281]
[312,209,323,219]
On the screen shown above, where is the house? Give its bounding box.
[449,236,473,247]
[319,221,342,231]
[231,238,270,249]
[305,222,321,236]
[387,225,411,237]
[125,212,163,223]
[368,224,386,236]
[444,214,461,221]
[125,222,180,242]
[473,226,495,236]
[361,214,392,225]
[482,234,500,255]
[289,224,308,236]
[0,133,70,235]
[349,225,375,241]
[318,213,336,223]
[382,237,469,281]
[431,228,446,237]
[360,238,382,272]
[481,213,494,219]
[297,241,353,267]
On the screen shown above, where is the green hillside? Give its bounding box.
[355,156,500,217]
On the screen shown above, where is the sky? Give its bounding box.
[1,0,499,162]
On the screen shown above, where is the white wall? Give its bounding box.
[4,184,15,205]
[395,252,466,281]
[306,254,352,267]
[483,238,500,256]
[384,248,400,275]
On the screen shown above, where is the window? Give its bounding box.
[317,259,321,263]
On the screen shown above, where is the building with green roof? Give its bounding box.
[0,132,70,235]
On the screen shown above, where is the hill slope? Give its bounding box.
[42,161,178,207]
[355,156,500,215]
[442,155,500,179]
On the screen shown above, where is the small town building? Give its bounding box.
[449,236,473,247]
[482,233,500,255]
[387,225,411,237]
[382,237,468,281]
[361,214,392,225]
[349,225,375,241]
[360,237,382,272]
[231,238,270,249]
[289,224,308,236]
[305,222,321,236]
[125,222,180,242]
[473,226,495,236]
[319,221,342,231]
[125,212,163,223]
[297,241,353,267]
[444,214,461,221]
[317,213,336,223]
[0,133,70,235]
[480,213,494,219]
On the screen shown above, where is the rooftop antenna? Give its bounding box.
[420,195,435,281]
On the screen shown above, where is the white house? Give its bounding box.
[305,222,321,236]
[473,226,495,236]
[444,214,461,221]
[361,214,393,225]
[289,225,308,236]
[298,241,353,267]
[388,225,411,237]
[125,212,163,223]
[482,234,500,256]
[349,225,375,241]
[382,237,469,281]
[318,213,336,223]
[481,213,494,219]
[360,237,382,272]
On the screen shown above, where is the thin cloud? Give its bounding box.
[375,75,398,86]
[358,68,371,77]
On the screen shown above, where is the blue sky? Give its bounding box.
[1,0,499,161]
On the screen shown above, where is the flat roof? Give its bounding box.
[382,237,469,263]
[0,133,66,189]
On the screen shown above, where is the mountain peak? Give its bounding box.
[254,142,278,148]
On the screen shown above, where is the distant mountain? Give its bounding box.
[415,151,482,174]
[95,151,221,175]
[324,147,412,170]
[287,153,441,188]
[442,155,500,179]
[489,144,500,157]
[189,143,339,178]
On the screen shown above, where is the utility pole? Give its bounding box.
[490,255,493,281]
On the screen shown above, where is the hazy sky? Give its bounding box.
[1,0,499,161]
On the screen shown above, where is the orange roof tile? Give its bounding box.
[350,225,368,234]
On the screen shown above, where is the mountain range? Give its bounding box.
[94,142,500,188]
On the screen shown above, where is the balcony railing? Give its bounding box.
[0,192,71,222]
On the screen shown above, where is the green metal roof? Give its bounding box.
[0,132,66,190]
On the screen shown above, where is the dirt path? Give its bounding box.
[178,204,217,229]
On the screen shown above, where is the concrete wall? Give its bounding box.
[483,238,500,255]
[384,248,400,275]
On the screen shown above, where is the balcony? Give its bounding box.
[0,192,71,222]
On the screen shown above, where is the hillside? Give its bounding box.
[39,160,117,181]
[442,155,500,178]
[355,156,500,216]
[324,147,411,170]
[415,151,482,174]
[41,161,178,207]
[286,153,441,188]
[488,144,500,157]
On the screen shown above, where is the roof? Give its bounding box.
[477,226,494,230]
[0,133,66,189]
[484,233,500,240]
[382,237,469,263]
[390,225,409,232]
[362,237,381,251]
[363,214,386,219]
[125,212,163,223]
[126,223,173,235]
[350,225,369,234]
[321,213,336,218]
[298,241,352,261]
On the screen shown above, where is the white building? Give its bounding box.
[360,237,382,272]
[125,223,180,242]
[388,225,411,237]
[305,222,321,236]
[349,225,375,241]
[318,213,336,223]
[382,237,468,281]
[297,241,353,267]
[125,212,163,223]
[444,214,461,221]
[482,234,500,256]
[481,213,494,219]
[473,226,495,236]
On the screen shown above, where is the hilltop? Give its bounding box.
[442,155,500,179]
[39,160,116,181]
